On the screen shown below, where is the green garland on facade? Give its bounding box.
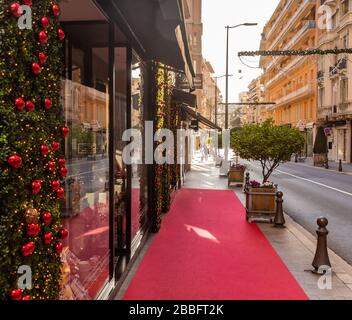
[152,64,165,232]
[0,1,66,300]
[238,48,352,57]
[161,69,172,214]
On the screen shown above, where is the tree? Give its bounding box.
[232,119,305,183]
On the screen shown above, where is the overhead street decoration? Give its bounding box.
[238,48,352,57]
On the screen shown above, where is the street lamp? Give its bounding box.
[214,74,233,126]
[221,22,257,176]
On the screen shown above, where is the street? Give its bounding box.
[246,160,352,265]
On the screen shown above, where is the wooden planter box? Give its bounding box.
[245,187,277,222]
[228,168,245,187]
[313,154,327,167]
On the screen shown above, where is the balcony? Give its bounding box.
[318,102,352,120]
[265,56,309,89]
[269,0,315,51]
[317,70,324,83]
[265,20,316,72]
[273,84,315,109]
[266,0,294,41]
[329,58,347,78]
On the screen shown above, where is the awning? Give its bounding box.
[99,0,195,89]
[181,105,222,131]
[172,88,197,108]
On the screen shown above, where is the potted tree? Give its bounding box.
[232,119,304,222]
[313,126,328,167]
[228,162,246,187]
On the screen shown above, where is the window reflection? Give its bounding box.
[131,59,148,241]
[60,46,109,300]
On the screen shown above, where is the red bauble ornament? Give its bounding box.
[40,145,49,157]
[31,180,42,195]
[51,180,60,191]
[9,3,21,17]
[56,242,63,254]
[59,228,69,239]
[56,187,65,199]
[27,224,40,236]
[7,155,22,169]
[44,99,52,110]
[52,141,60,151]
[48,161,56,172]
[15,98,25,111]
[23,0,32,5]
[58,158,66,167]
[22,295,31,300]
[25,100,35,112]
[60,166,68,177]
[52,4,60,17]
[61,127,70,137]
[9,289,22,300]
[38,52,47,65]
[57,28,65,41]
[32,62,41,75]
[43,233,53,245]
[21,242,35,257]
[38,31,48,44]
[40,17,49,29]
[42,212,52,225]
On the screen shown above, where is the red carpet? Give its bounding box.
[123,189,308,300]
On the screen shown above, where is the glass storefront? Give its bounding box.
[131,56,148,243]
[60,25,110,300]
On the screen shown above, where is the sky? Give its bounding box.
[202,0,281,102]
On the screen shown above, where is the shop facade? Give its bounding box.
[0,0,194,300]
[58,0,195,300]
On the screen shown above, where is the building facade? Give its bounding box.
[316,0,352,163]
[260,0,317,157]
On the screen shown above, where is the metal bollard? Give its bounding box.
[274,191,285,228]
[324,159,329,169]
[312,217,331,272]
[339,159,343,172]
[244,172,250,192]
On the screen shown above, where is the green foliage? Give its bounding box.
[313,127,328,154]
[232,119,304,183]
[0,1,64,299]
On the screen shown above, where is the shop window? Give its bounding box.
[130,55,148,243]
[60,26,110,300]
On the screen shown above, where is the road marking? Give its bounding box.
[275,169,352,197]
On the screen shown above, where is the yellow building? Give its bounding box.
[260,0,317,156]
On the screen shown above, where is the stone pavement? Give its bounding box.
[184,152,352,300]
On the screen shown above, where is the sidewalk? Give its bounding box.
[116,153,352,300]
[291,157,352,175]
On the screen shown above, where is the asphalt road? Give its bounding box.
[245,160,352,265]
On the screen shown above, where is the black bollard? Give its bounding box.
[274,191,285,228]
[244,172,250,192]
[339,159,343,172]
[312,217,331,272]
[324,159,329,169]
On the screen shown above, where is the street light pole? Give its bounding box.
[213,74,231,127]
[221,22,257,176]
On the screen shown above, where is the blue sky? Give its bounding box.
[202,0,280,102]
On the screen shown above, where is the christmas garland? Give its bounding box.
[0,1,67,300]
[238,48,352,57]
[152,64,165,232]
